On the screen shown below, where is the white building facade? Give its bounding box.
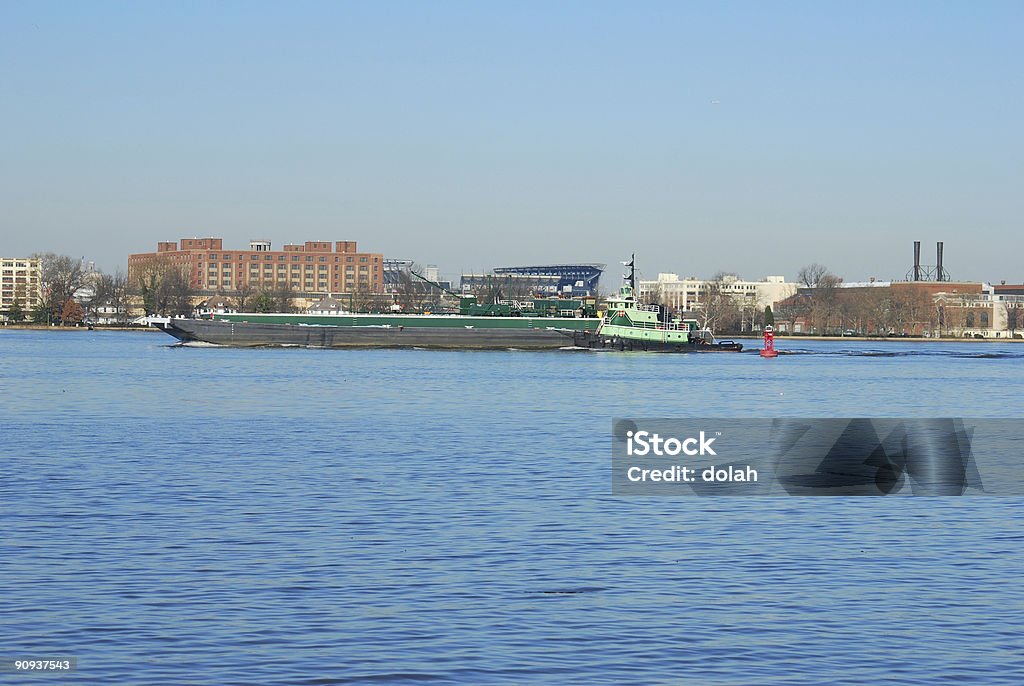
[638,273,797,313]
[1,257,42,318]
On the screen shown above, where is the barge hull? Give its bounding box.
[157,318,575,350]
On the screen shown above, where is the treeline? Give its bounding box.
[135,260,299,315]
[777,283,935,335]
[11,253,130,325]
[644,262,1000,337]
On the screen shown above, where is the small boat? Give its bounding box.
[571,255,743,353]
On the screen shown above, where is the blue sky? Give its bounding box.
[1,1,1021,284]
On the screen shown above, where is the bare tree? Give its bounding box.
[162,268,195,316]
[797,263,829,288]
[234,281,255,311]
[700,280,742,333]
[796,267,842,334]
[272,282,297,313]
[1005,302,1023,337]
[34,253,87,320]
[86,270,130,323]
[135,261,171,315]
[394,262,426,312]
[134,259,194,316]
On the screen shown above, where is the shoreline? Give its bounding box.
[0,324,160,332]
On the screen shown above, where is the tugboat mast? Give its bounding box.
[623,253,636,295]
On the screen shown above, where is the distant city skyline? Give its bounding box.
[2,2,1021,283]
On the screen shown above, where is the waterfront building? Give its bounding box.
[89,302,130,325]
[0,257,42,318]
[196,296,235,316]
[638,273,797,312]
[307,296,347,314]
[128,238,384,296]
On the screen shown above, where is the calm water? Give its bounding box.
[3,329,1023,685]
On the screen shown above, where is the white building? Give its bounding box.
[1,257,42,318]
[638,273,796,312]
[307,296,348,314]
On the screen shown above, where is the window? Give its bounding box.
[319,256,326,262]
[306,256,313,262]
[278,256,285,261]
[251,255,258,261]
[292,256,300,262]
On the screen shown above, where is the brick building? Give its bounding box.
[1,257,42,316]
[128,238,384,295]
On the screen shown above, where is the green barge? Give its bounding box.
[209,294,601,331]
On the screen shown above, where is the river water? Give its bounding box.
[3,329,1022,684]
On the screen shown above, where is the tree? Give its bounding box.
[31,302,51,324]
[234,281,254,311]
[162,268,195,316]
[764,305,774,327]
[797,266,842,334]
[134,259,195,316]
[700,280,742,333]
[135,260,174,315]
[6,302,25,322]
[35,253,86,305]
[1006,302,1023,336]
[61,299,84,325]
[251,292,275,313]
[82,270,129,323]
[272,282,296,313]
[797,263,829,288]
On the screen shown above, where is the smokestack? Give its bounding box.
[936,242,944,282]
[913,241,921,281]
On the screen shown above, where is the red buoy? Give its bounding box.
[760,325,778,358]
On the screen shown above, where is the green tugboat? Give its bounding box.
[572,255,743,352]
